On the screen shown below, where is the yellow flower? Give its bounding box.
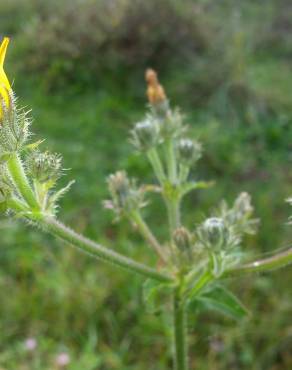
[0,37,11,119]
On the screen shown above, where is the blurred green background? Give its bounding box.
[0,0,291,369]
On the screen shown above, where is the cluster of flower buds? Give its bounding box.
[105,171,146,218]
[130,68,202,192]
[0,39,31,158]
[194,193,258,275]
[217,192,259,236]
[0,38,74,218]
[26,150,62,185]
[197,193,258,252]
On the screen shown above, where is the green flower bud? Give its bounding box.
[177,138,201,164]
[131,118,159,151]
[106,171,145,216]
[198,217,230,251]
[173,227,192,251]
[234,192,253,217]
[159,109,183,138]
[26,150,62,184]
[0,94,31,154]
[108,171,130,209]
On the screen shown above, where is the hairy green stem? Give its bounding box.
[166,139,177,184]
[147,147,166,185]
[42,216,173,282]
[173,287,188,370]
[7,153,39,209]
[131,210,166,263]
[179,164,190,184]
[167,197,181,235]
[7,197,30,213]
[185,269,213,302]
[223,247,292,277]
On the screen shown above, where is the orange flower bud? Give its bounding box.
[145,68,166,105]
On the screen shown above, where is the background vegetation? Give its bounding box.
[0,0,291,369]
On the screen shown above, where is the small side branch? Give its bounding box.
[223,247,292,278]
[42,216,173,283]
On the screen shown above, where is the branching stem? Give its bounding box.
[131,210,166,263]
[7,152,39,209]
[42,216,173,283]
[223,247,292,277]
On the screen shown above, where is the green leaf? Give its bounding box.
[24,139,45,151]
[142,279,174,314]
[0,199,8,213]
[195,285,249,320]
[181,180,214,197]
[47,180,75,211]
[0,152,11,163]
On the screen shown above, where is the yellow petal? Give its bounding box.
[0,37,10,68]
[0,37,11,118]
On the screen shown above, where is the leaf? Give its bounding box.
[195,285,249,320]
[47,180,75,212]
[0,199,8,213]
[181,180,214,197]
[0,152,11,163]
[142,279,174,314]
[24,139,45,151]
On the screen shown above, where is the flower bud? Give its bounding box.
[145,69,169,116]
[106,171,144,217]
[26,151,62,184]
[234,192,253,217]
[198,217,230,250]
[173,227,192,251]
[132,118,159,151]
[145,69,167,105]
[108,171,130,209]
[177,138,202,165]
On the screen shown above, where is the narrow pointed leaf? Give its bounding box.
[143,278,174,314]
[196,285,249,320]
[181,180,214,197]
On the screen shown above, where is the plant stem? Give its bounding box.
[173,286,188,370]
[42,216,173,283]
[185,270,213,301]
[131,210,166,263]
[7,153,39,209]
[147,147,166,185]
[179,164,190,184]
[166,139,177,184]
[223,247,292,277]
[167,197,181,234]
[7,197,30,213]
